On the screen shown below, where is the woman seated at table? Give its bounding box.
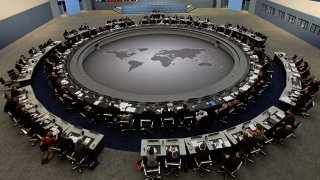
[252,124,265,145]
[166,146,180,163]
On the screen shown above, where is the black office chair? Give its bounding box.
[58,95,76,112]
[102,111,119,128]
[165,158,181,177]
[241,147,261,164]
[53,139,75,161]
[66,154,89,174]
[286,121,303,138]
[235,102,247,113]
[119,115,135,133]
[238,137,261,165]
[142,160,162,180]
[178,115,193,130]
[214,109,228,125]
[161,117,175,129]
[218,161,243,180]
[296,100,314,119]
[6,111,19,126]
[7,69,18,80]
[140,119,154,134]
[20,127,43,146]
[194,154,213,177]
[0,77,12,89]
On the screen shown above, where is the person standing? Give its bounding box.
[40,131,58,165]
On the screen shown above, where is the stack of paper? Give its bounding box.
[120,102,129,111]
[191,141,200,147]
[275,112,285,119]
[223,96,233,101]
[126,107,136,112]
[84,137,91,145]
[60,79,69,85]
[69,135,79,143]
[93,101,101,106]
[249,124,256,131]
[224,141,231,147]
[239,84,250,91]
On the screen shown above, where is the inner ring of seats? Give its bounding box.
[68,26,250,103]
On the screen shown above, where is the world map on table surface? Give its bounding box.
[104,47,215,72]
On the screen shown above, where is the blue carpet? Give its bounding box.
[31,61,285,152]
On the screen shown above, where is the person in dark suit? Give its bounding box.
[57,132,75,156]
[195,142,210,162]
[298,62,309,72]
[4,93,19,113]
[17,107,32,127]
[220,151,241,172]
[74,139,90,161]
[273,125,292,139]
[106,101,120,118]
[238,134,255,155]
[161,105,175,128]
[294,56,304,67]
[282,109,295,127]
[177,104,191,120]
[187,15,192,21]
[10,86,20,98]
[162,105,175,118]
[300,67,310,79]
[63,30,70,38]
[19,55,27,65]
[28,47,38,56]
[141,106,156,120]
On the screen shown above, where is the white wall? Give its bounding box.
[271,0,320,18]
[0,0,49,20]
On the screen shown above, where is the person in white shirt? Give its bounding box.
[195,110,208,121]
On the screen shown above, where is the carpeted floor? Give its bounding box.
[0,8,319,180]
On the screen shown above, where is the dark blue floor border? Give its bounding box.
[31,61,285,152]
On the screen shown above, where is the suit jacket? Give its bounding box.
[166,151,180,163]
[141,110,156,120]
[106,105,120,117]
[275,127,291,139]
[177,108,191,119]
[239,136,255,154]
[221,155,241,171]
[283,115,295,127]
[74,144,89,161]
[195,147,210,162]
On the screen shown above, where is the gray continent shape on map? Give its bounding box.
[106,48,149,60]
[128,60,143,72]
[105,48,213,72]
[151,48,207,67]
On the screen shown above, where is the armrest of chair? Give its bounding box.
[21,127,30,134]
[52,146,61,152]
[66,154,76,162]
[166,159,181,168]
[250,148,261,154]
[140,119,152,126]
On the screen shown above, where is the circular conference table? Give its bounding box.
[56,25,265,115]
[13,17,295,156]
